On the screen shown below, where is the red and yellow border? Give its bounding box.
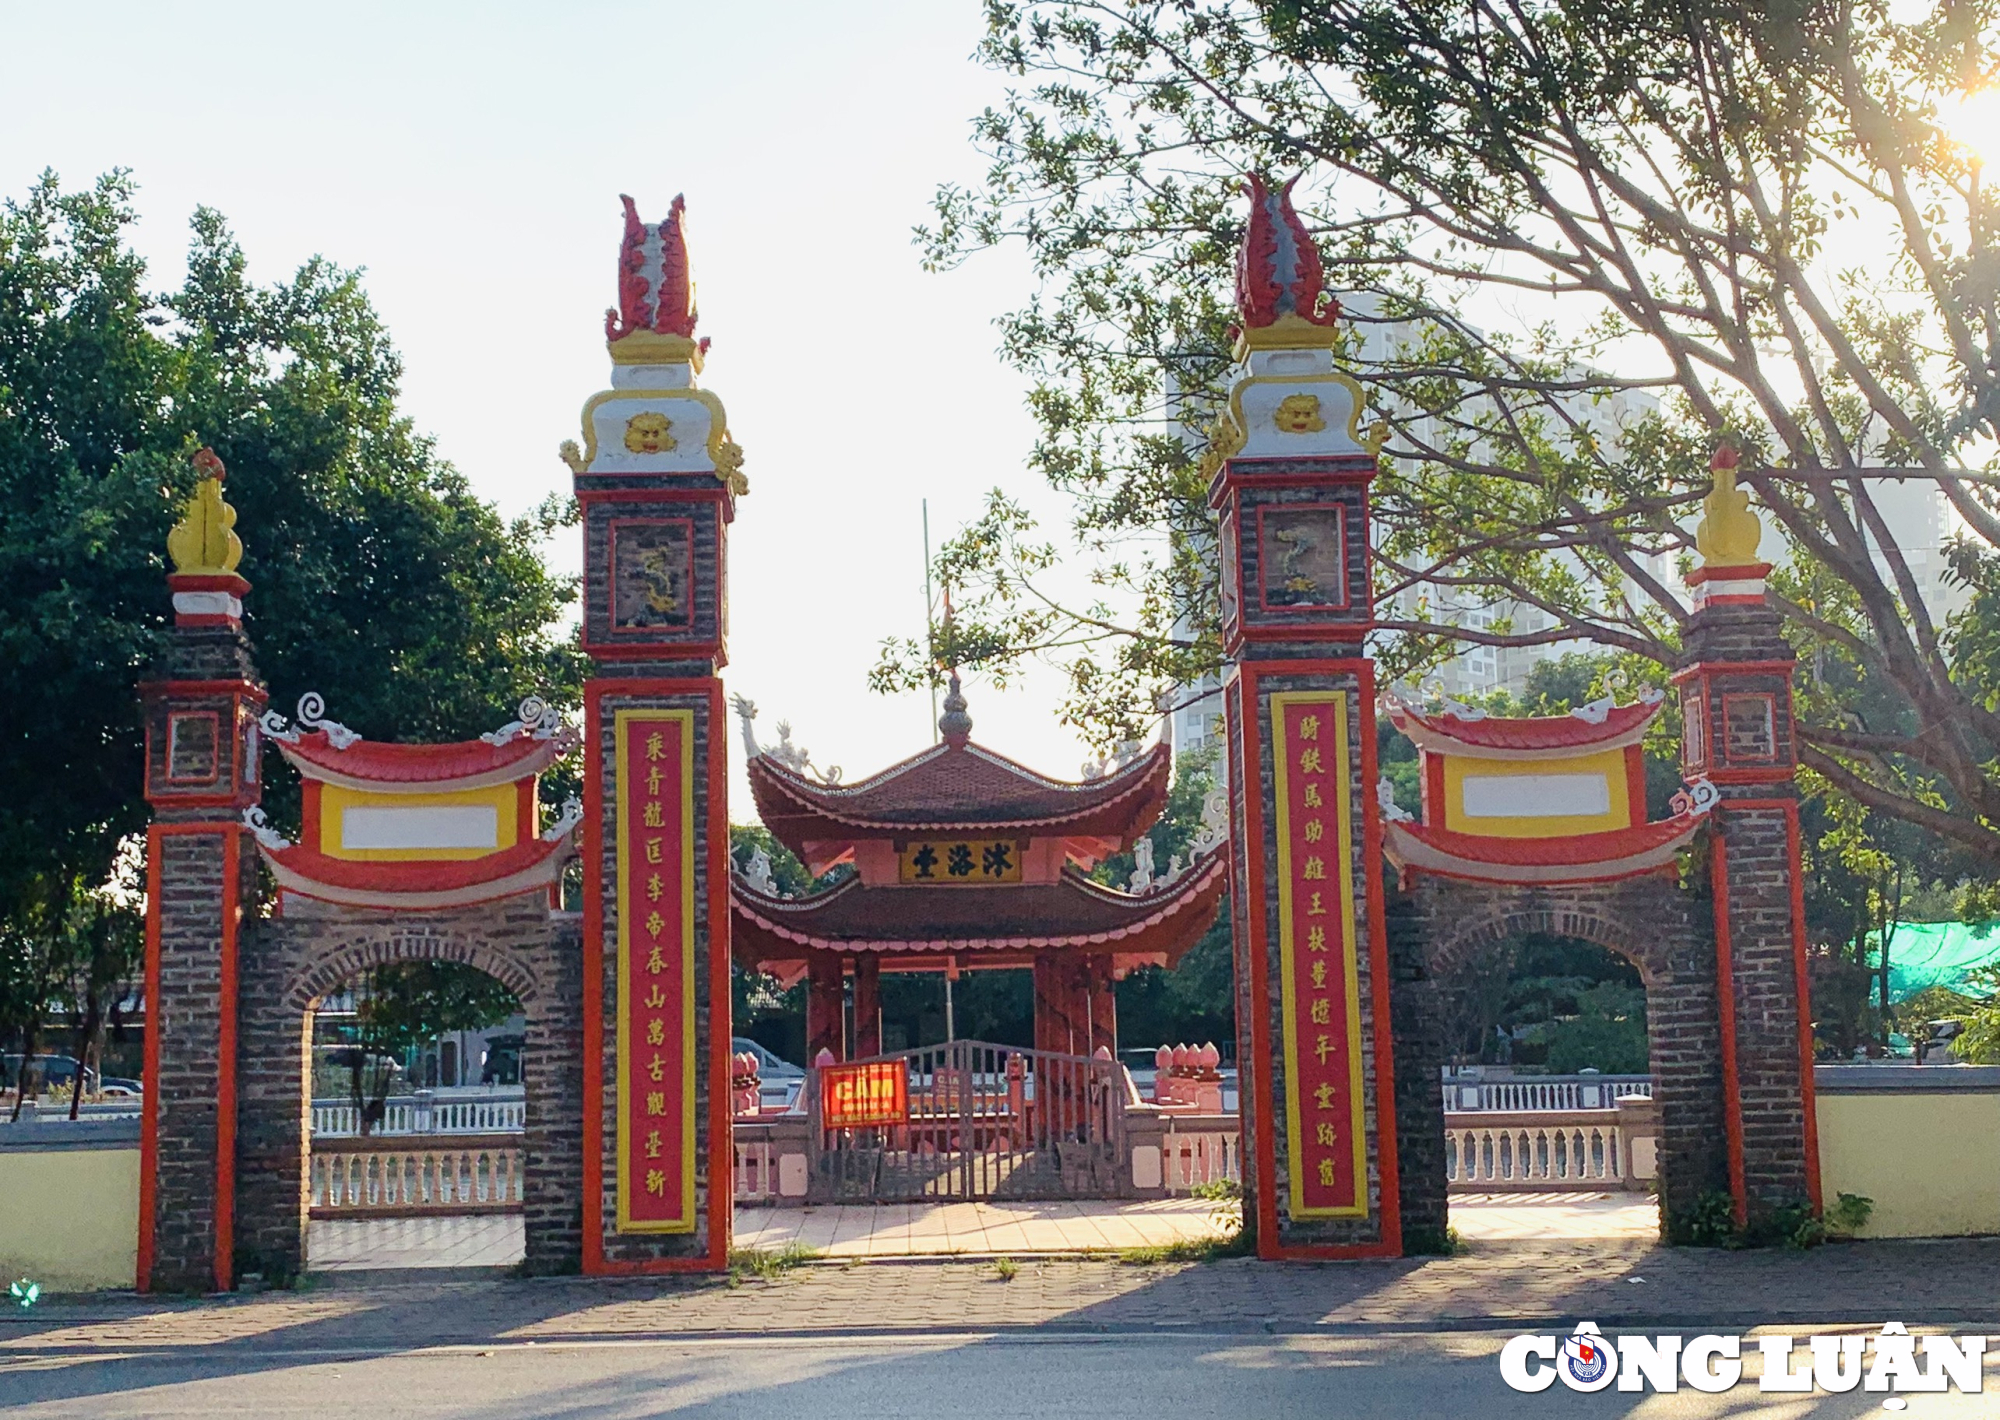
[1235,659,1402,1260]
[613,708,698,1232]
[1271,691,1368,1217]
[580,677,731,1275]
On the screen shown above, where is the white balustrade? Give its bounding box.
[1440,1076,1653,1112]
[1159,1130,1240,1193]
[311,1089,526,1138]
[310,1139,523,1213]
[1445,1118,1627,1187]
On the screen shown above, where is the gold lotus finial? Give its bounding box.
[1694,444,1761,567]
[166,447,243,575]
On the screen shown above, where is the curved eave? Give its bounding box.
[1383,817,1702,886]
[747,741,1171,856]
[1384,699,1661,761]
[257,828,577,910]
[730,851,1226,968]
[277,730,573,794]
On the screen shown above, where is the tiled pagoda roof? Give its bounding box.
[731,850,1226,981]
[747,740,1172,859]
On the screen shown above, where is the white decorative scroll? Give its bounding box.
[295,692,361,749]
[258,708,299,743]
[1377,776,1413,823]
[1670,777,1721,818]
[541,795,585,842]
[241,806,291,851]
[481,694,569,746]
[1190,787,1230,856]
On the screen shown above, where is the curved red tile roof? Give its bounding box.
[747,740,1171,858]
[1384,697,1662,758]
[277,730,569,792]
[730,852,1225,968]
[257,833,572,908]
[1383,815,1701,885]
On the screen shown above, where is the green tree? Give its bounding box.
[0,171,583,1039]
[890,0,2000,870]
[333,963,521,1135]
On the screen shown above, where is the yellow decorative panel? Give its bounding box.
[897,838,1024,884]
[318,782,523,861]
[1440,747,1632,838]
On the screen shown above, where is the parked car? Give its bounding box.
[98,1077,144,1097]
[1,1053,98,1095]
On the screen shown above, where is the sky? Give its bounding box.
[0,1,1104,806]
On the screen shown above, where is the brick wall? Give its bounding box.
[1392,874,1732,1231]
[232,894,582,1281]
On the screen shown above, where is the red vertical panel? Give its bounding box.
[614,709,696,1232]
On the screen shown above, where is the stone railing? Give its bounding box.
[1445,1096,1658,1193]
[734,1116,811,1204]
[1441,1074,1653,1113]
[1127,1111,1241,1197]
[309,1133,523,1216]
[311,1088,526,1138]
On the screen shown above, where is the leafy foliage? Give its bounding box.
[894,0,2000,872]
[0,170,583,1050]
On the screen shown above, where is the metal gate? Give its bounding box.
[808,1041,1130,1202]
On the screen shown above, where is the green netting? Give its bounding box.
[1866,920,2000,1003]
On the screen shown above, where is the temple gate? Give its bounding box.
[1204,179,1819,1254]
[133,176,1821,1287]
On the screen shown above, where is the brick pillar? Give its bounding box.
[138,449,266,1292]
[852,956,882,1059]
[573,195,741,1273]
[1207,176,1400,1257]
[1383,894,1448,1251]
[1675,551,1819,1227]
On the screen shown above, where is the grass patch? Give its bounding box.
[992,1256,1020,1281]
[1117,1229,1252,1266]
[728,1243,820,1282]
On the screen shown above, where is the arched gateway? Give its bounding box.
[135,180,1818,1289]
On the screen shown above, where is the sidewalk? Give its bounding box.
[7,1235,2000,1351]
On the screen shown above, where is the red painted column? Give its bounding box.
[852,956,882,1059]
[806,953,845,1063]
[1085,954,1117,1057]
[574,194,740,1275]
[137,448,266,1293]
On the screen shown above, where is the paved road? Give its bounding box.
[6,1330,1987,1418]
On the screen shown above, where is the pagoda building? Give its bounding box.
[730,677,1228,1062]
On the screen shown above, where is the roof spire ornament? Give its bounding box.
[1694,444,1763,568]
[166,447,242,576]
[938,671,973,747]
[604,192,711,369]
[1233,173,1339,358]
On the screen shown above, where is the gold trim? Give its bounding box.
[1233,312,1339,360]
[609,329,705,374]
[574,387,733,473]
[1272,691,1369,1221]
[1226,369,1386,459]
